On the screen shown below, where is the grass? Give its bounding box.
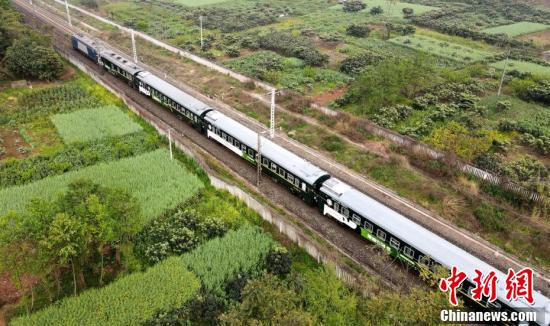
[51,105,143,143]
[329,0,438,17]
[0,149,204,224]
[389,35,493,62]
[482,22,549,37]
[490,60,550,78]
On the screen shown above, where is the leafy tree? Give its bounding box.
[220,273,315,325]
[345,23,371,38]
[4,38,63,80]
[424,122,494,161]
[342,55,436,115]
[0,179,140,306]
[370,6,384,15]
[343,0,366,12]
[224,46,240,58]
[134,207,227,265]
[339,51,383,75]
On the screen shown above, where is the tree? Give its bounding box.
[220,273,315,325]
[0,179,140,306]
[370,6,384,15]
[4,38,64,80]
[346,23,371,38]
[343,0,366,13]
[402,7,414,17]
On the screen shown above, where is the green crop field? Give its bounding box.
[329,0,438,17]
[490,60,550,77]
[389,35,493,62]
[51,105,142,143]
[173,0,229,6]
[482,22,549,37]
[0,149,203,223]
[11,257,200,326]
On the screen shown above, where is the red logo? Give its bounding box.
[505,268,534,305]
[472,269,498,302]
[439,267,535,306]
[439,266,467,306]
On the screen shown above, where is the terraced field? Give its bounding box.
[389,35,494,62]
[490,60,550,77]
[329,0,438,17]
[482,22,549,37]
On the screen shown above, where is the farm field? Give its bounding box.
[51,105,143,143]
[490,59,550,78]
[0,149,204,220]
[173,0,229,6]
[482,22,549,37]
[388,35,494,62]
[329,0,439,17]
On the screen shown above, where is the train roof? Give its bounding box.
[72,34,98,49]
[320,178,550,323]
[205,111,329,185]
[99,49,143,75]
[136,72,213,116]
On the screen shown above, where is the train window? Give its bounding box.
[404,246,414,259]
[262,158,268,166]
[227,136,233,143]
[342,208,349,217]
[248,148,254,156]
[287,174,294,183]
[418,255,431,266]
[334,202,339,212]
[241,144,246,151]
[390,238,400,249]
[278,167,285,177]
[352,214,361,225]
[270,162,276,171]
[364,221,373,232]
[294,178,300,187]
[376,229,386,241]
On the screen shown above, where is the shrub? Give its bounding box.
[343,0,366,12]
[346,24,371,38]
[526,80,550,105]
[339,51,383,75]
[10,257,200,326]
[403,7,414,17]
[266,247,292,276]
[258,31,328,66]
[370,6,384,15]
[496,100,512,111]
[224,46,240,58]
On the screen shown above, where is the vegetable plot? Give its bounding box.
[51,105,143,143]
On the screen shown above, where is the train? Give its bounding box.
[71,34,549,325]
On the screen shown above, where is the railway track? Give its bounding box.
[13,0,550,299]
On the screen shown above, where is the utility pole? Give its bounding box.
[497,49,510,96]
[131,29,138,63]
[270,88,276,139]
[199,15,204,49]
[168,129,173,160]
[65,0,72,26]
